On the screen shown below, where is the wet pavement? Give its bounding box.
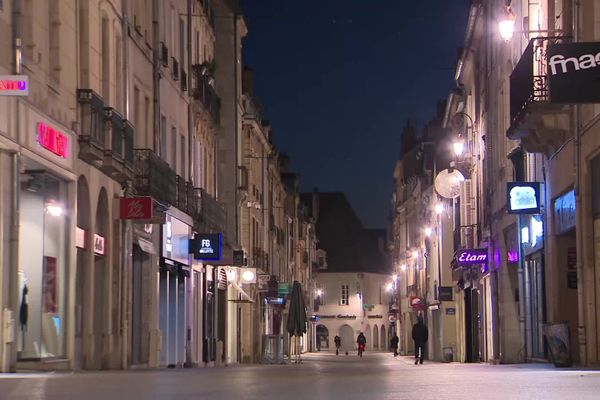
[1,352,599,399]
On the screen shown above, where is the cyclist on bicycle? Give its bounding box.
[357,332,367,357]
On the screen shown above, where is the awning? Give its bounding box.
[137,237,157,254]
[228,281,254,303]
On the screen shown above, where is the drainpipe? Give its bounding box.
[187,0,193,186]
[152,0,160,153]
[572,0,587,367]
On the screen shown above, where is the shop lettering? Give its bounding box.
[38,123,69,158]
[93,234,105,256]
[549,53,600,76]
[0,79,27,92]
[458,252,487,263]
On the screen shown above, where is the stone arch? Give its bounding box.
[339,324,354,352]
[380,325,386,352]
[75,176,91,369]
[91,187,109,369]
[364,324,371,351]
[373,324,379,350]
[316,324,329,351]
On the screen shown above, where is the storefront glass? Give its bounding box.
[18,169,69,359]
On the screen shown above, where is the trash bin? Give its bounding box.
[543,322,572,368]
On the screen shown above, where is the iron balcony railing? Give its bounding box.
[175,175,188,212]
[509,36,567,129]
[191,64,221,124]
[77,89,105,163]
[133,149,177,206]
[199,188,226,231]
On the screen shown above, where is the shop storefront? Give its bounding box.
[159,213,192,367]
[13,109,76,367]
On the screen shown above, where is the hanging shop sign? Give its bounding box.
[38,122,69,159]
[507,182,541,214]
[547,42,600,103]
[190,233,222,260]
[456,248,488,266]
[410,296,425,311]
[93,234,105,256]
[0,75,28,96]
[278,282,290,295]
[120,197,153,220]
[437,286,454,302]
[76,227,86,249]
[257,274,270,292]
[554,189,576,234]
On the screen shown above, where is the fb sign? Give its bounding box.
[191,233,222,260]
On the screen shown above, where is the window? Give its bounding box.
[101,16,110,101]
[171,126,177,169]
[340,284,349,306]
[180,134,186,178]
[160,115,167,161]
[49,1,60,83]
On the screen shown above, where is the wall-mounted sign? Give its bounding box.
[76,227,86,249]
[0,75,28,96]
[278,283,290,295]
[554,189,576,234]
[456,248,488,266]
[438,286,453,302]
[93,234,105,256]
[367,314,383,319]
[120,197,153,220]
[547,42,600,103]
[38,122,69,158]
[507,182,541,214]
[316,315,336,319]
[162,215,191,265]
[446,308,456,315]
[190,233,222,260]
[336,314,357,319]
[265,297,285,305]
[507,250,519,263]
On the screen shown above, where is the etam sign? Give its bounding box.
[456,248,488,266]
[547,42,600,103]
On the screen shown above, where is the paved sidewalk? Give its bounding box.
[0,352,599,399]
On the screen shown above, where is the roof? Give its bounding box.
[302,192,391,274]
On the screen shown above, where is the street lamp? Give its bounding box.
[424,227,433,237]
[499,6,516,42]
[435,203,444,215]
[411,249,419,259]
[453,139,465,157]
[399,264,407,272]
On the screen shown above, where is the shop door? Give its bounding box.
[525,252,546,359]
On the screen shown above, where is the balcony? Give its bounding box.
[252,247,269,271]
[133,149,177,206]
[175,175,188,212]
[77,89,105,164]
[507,37,570,154]
[191,64,221,125]
[187,186,202,222]
[101,107,124,175]
[198,188,226,232]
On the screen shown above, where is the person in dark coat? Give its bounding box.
[334,335,341,355]
[390,333,399,357]
[412,315,428,364]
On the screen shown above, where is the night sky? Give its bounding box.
[241,1,469,229]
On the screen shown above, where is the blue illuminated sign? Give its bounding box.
[191,233,222,260]
[554,189,575,234]
[507,182,541,214]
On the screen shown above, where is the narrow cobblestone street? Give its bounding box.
[1,352,599,400]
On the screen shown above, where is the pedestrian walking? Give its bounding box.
[390,333,399,357]
[334,335,341,355]
[412,315,428,365]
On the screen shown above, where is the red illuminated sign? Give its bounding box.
[120,197,153,220]
[38,123,69,158]
[0,75,28,96]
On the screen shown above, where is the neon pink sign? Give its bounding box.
[456,248,488,265]
[38,123,69,158]
[0,75,28,96]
